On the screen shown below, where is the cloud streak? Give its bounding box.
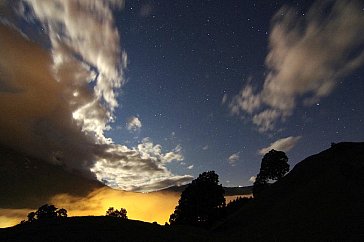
[229,0,364,132]
[259,136,301,155]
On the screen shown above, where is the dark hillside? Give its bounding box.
[215,142,364,241]
[0,216,209,242]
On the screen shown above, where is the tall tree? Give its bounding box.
[253,150,289,197]
[169,171,225,227]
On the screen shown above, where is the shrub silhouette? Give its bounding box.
[106,207,128,219]
[253,149,289,197]
[169,171,225,227]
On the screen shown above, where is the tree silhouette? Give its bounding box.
[27,212,36,223]
[56,208,68,218]
[35,204,58,220]
[169,171,225,227]
[253,150,289,197]
[23,204,68,224]
[106,207,128,219]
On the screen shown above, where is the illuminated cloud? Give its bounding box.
[91,138,190,192]
[229,0,364,132]
[187,165,194,170]
[259,136,302,155]
[126,116,142,132]
[137,138,184,164]
[18,0,127,143]
[228,152,240,166]
[19,0,191,191]
[202,145,209,151]
[0,0,192,193]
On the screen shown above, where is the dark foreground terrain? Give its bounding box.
[213,142,364,241]
[0,216,210,242]
[1,142,364,242]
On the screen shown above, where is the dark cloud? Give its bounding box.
[0,24,97,175]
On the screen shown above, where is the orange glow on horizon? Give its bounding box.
[0,188,252,228]
[49,187,180,224]
[0,187,180,228]
[0,209,32,228]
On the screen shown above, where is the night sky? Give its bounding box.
[1,0,364,191]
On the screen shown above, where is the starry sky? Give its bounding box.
[110,0,364,186]
[1,0,364,190]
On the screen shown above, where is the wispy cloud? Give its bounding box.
[228,152,240,166]
[221,94,228,105]
[202,145,209,151]
[229,85,261,115]
[126,116,142,132]
[228,0,364,132]
[187,165,194,170]
[259,136,301,155]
